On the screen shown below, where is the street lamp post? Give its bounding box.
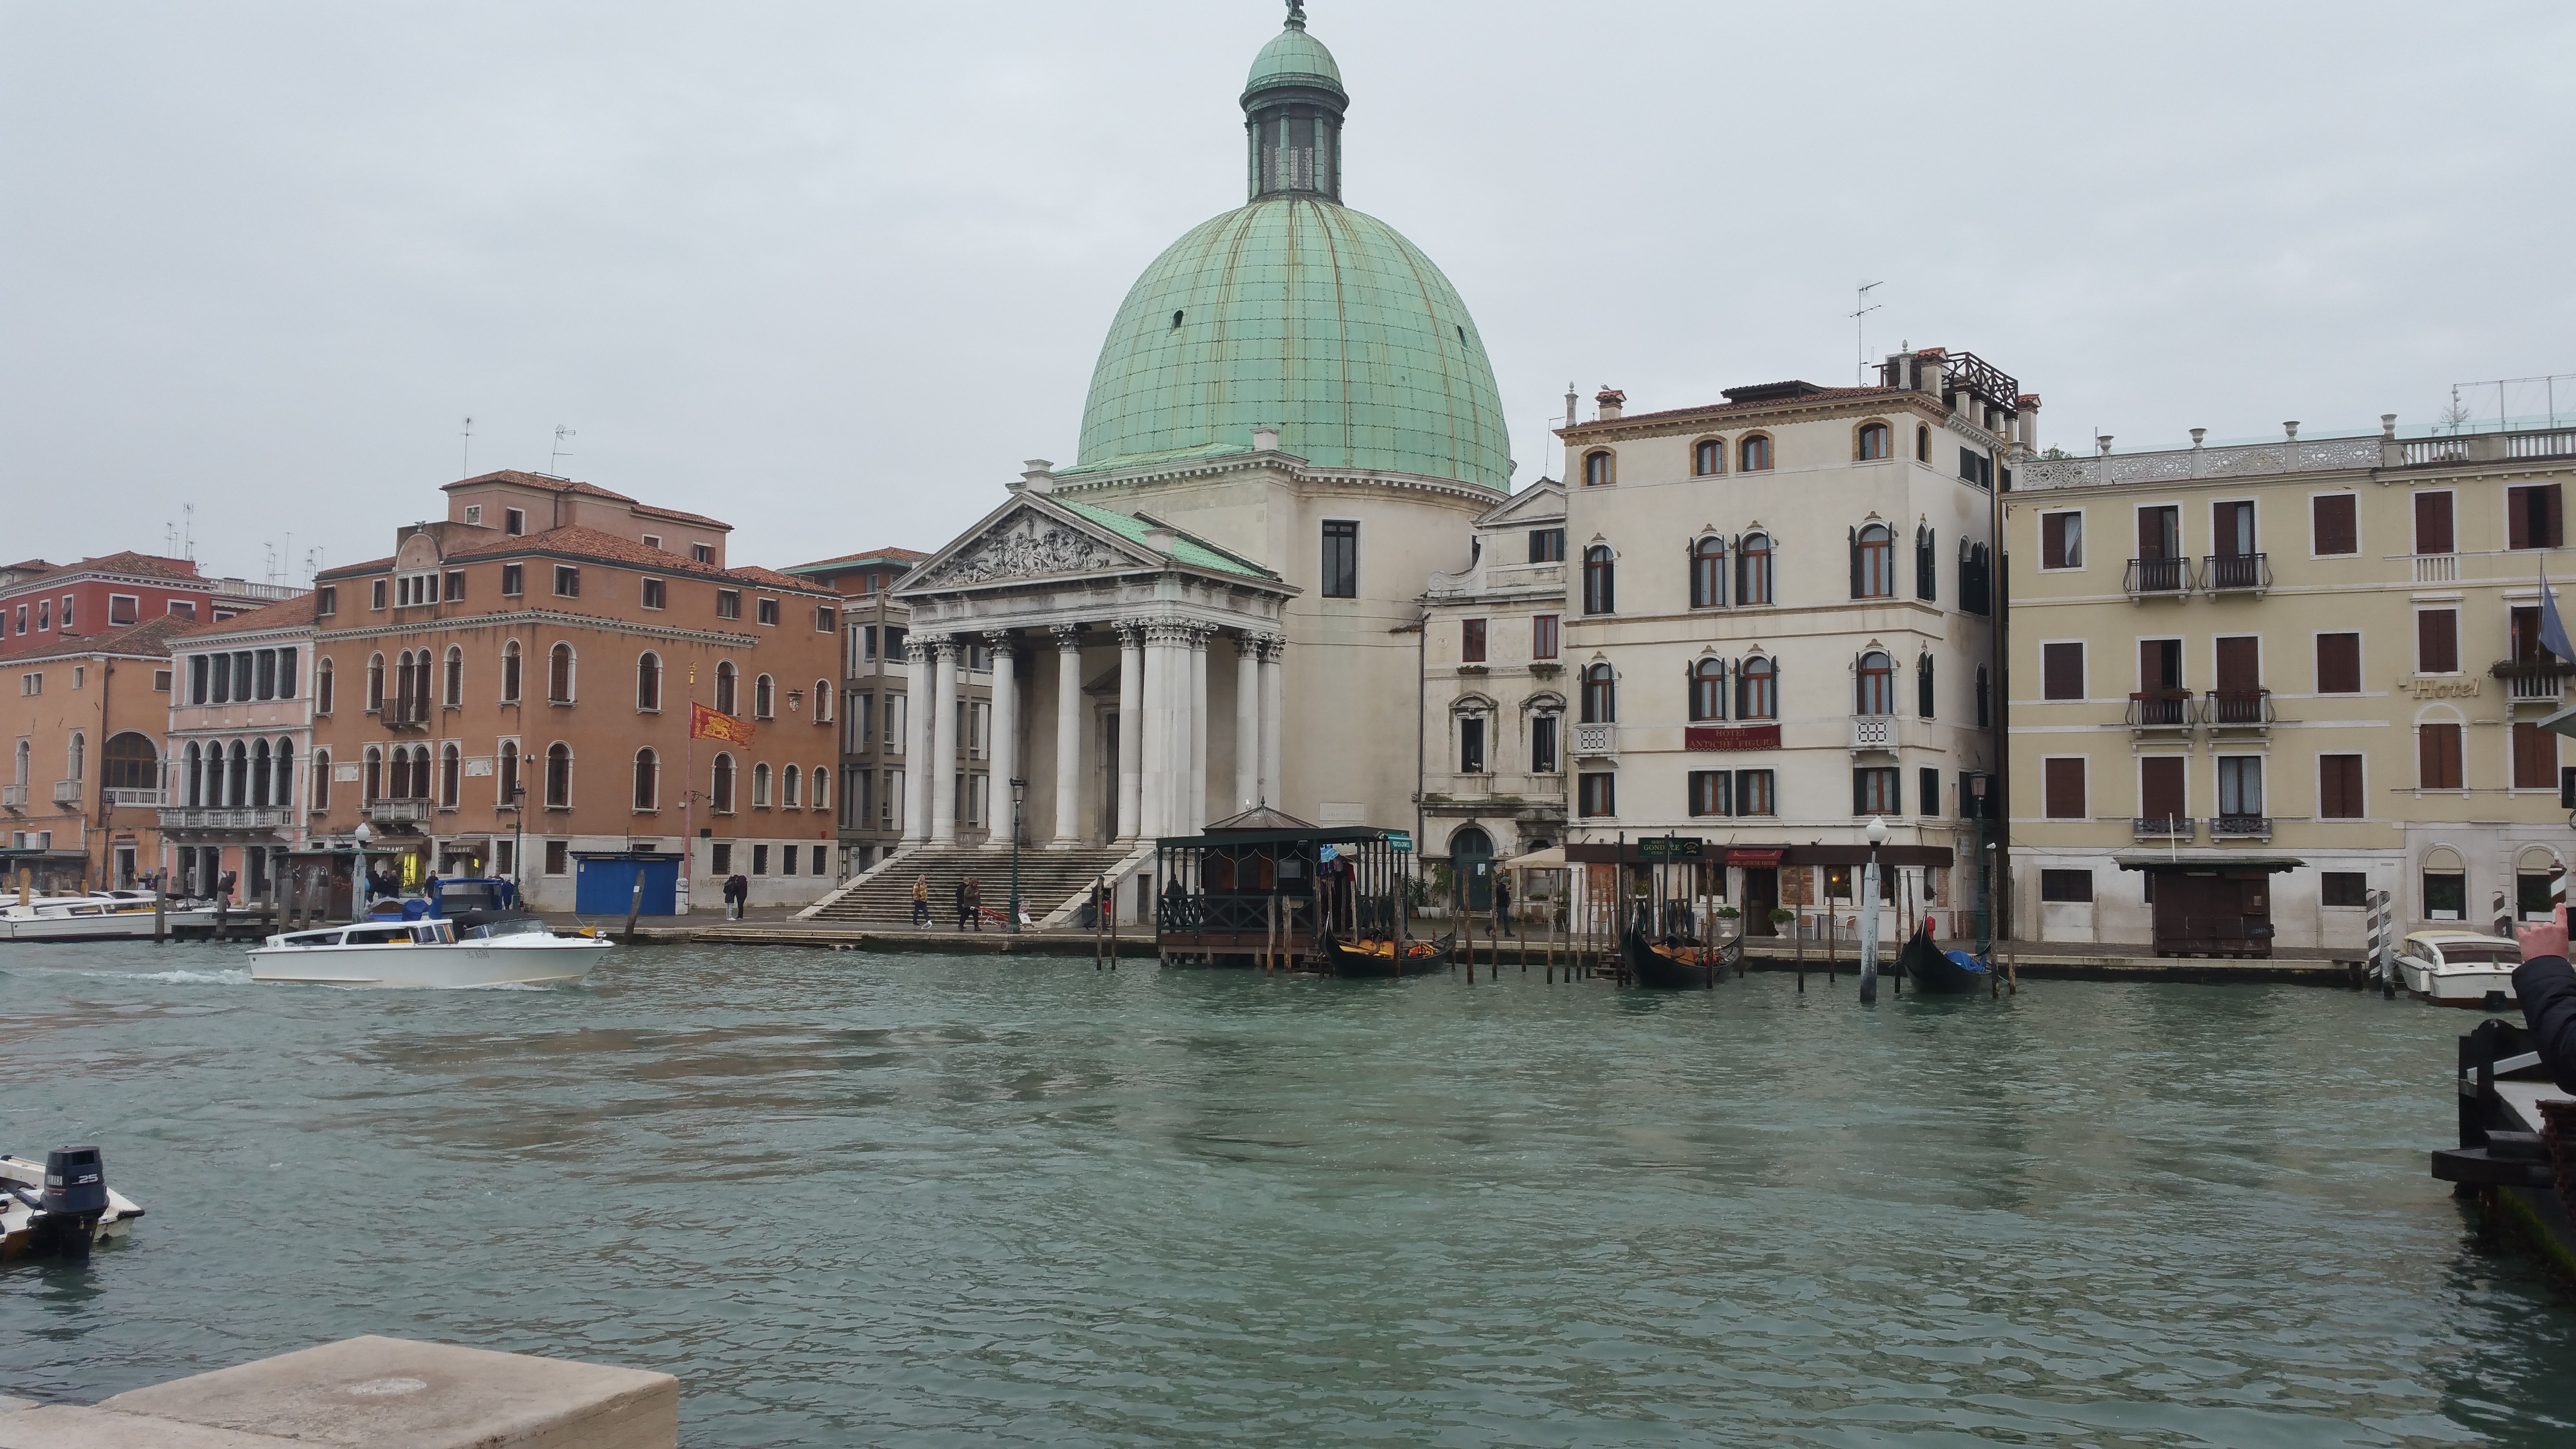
[511,781,528,909]
[1008,776,1027,933]
[1860,814,1887,1004]
[1968,773,1991,956]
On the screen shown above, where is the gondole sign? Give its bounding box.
[1685,724,1781,751]
[1638,837,1705,860]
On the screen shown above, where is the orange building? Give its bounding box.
[305,471,843,912]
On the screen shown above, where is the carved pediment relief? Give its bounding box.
[913,508,1133,590]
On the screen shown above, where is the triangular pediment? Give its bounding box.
[902,499,1162,593]
[1478,478,1564,527]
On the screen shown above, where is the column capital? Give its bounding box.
[1183,622,1217,650]
[983,629,1018,659]
[1050,623,1086,650]
[1144,620,1195,647]
[1253,632,1288,663]
[1114,619,1150,648]
[924,634,960,661]
[902,635,933,665]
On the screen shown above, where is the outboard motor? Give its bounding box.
[11,1145,109,1256]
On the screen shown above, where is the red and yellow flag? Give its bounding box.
[691,702,756,746]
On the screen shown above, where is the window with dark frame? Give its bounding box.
[2321,872,2369,908]
[443,571,465,603]
[2042,642,2085,701]
[553,566,580,598]
[1852,766,1900,816]
[642,578,665,610]
[1532,614,1560,660]
[1528,528,1565,563]
[1461,619,1486,663]
[1689,770,1730,817]
[1321,521,1359,597]
[1578,771,1616,817]
[2319,754,2365,818]
[370,579,387,610]
[757,597,780,626]
[1919,766,1941,817]
[2316,633,2362,693]
[1458,715,1485,774]
[1582,546,1615,614]
[716,590,741,620]
[2312,494,2358,555]
[1530,714,1559,773]
[2041,511,2083,569]
[1733,769,1774,816]
[2043,757,2087,819]
[2039,869,2094,903]
[506,508,526,537]
[2510,483,2565,550]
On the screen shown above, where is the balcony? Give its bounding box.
[2125,557,2192,598]
[157,807,291,832]
[2125,692,2196,732]
[50,779,81,805]
[2201,553,2271,594]
[104,788,166,808]
[0,784,23,810]
[1570,723,1617,759]
[1850,714,1898,753]
[2495,660,2573,704]
[2412,554,2460,584]
[2204,690,2275,731]
[365,800,432,825]
[2212,814,2273,839]
[2133,815,2197,841]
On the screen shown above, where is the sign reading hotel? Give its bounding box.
[2398,676,2482,699]
[1685,724,1782,751]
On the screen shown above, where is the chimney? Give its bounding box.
[1595,386,1626,421]
[1252,426,1280,452]
[2017,393,2041,454]
[1565,383,1578,430]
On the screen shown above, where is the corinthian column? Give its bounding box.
[928,636,960,844]
[1052,625,1085,846]
[1233,633,1260,815]
[1115,621,1144,841]
[1188,624,1210,833]
[1257,634,1285,809]
[902,636,933,844]
[985,632,1018,845]
[1138,623,1170,839]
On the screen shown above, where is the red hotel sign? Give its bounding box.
[1685,724,1780,751]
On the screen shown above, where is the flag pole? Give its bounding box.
[681,662,698,915]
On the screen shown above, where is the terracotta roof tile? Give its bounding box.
[630,501,731,530]
[70,550,205,581]
[7,613,195,661]
[444,526,831,594]
[176,591,321,639]
[1559,385,1909,435]
[784,546,931,573]
[440,470,731,531]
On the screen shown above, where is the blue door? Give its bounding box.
[574,855,679,916]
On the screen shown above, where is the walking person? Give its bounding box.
[724,872,750,920]
[955,876,974,932]
[1494,872,1514,937]
[966,877,984,933]
[912,874,932,927]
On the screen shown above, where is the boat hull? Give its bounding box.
[1622,930,1728,989]
[1900,930,1991,994]
[0,906,218,941]
[1320,933,1444,979]
[247,938,608,988]
[2400,960,2516,1007]
[0,1156,144,1261]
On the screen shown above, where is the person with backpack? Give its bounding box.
[912,874,932,927]
[724,872,750,920]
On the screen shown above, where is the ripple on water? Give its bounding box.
[0,939,2572,1447]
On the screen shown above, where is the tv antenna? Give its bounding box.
[1851,281,1884,386]
[460,416,475,477]
[549,425,577,474]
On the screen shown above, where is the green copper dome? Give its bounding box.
[1070,14,1509,490]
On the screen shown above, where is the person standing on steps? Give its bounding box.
[954,876,973,932]
[724,872,750,920]
[965,877,984,933]
[912,874,932,927]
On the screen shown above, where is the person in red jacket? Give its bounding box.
[2513,902,2576,1094]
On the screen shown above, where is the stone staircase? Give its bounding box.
[801,843,1145,926]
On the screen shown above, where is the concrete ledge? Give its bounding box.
[0,1399,38,1416]
[92,1336,676,1449]
[0,1405,307,1448]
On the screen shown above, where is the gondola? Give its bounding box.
[1319,927,1451,979]
[1898,920,1991,994]
[1621,919,1732,989]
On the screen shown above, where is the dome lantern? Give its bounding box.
[1243,4,1347,202]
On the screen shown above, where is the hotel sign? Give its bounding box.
[2398,676,2482,699]
[1685,724,1781,751]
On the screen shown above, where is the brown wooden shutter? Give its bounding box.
[2312,495,2357,555]
[2548,484,2565,548]
[2417,611,2459,674]
[2420,723,2464,789]
[2415,492,2454,554]
[2511,487,2532,550]
[2140,756,2186,820]
[2319,754,2363,818]
[2042,642,2084,701]
[2214,637,2260,693]
[2043,757,2087,819]
[2515,722,2558,789]
[2316,633,2361,693]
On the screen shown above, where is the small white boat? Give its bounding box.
[246,914,609,988]
[0,893,220,942]
[2,1147,144,1261]
[2396,930,2522,1008]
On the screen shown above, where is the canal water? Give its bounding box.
[3,942,2572,1448]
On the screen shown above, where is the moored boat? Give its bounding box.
[1,1147,144,1261]
[0,893,220,942]
[2395,931,2520,1009]
[1319,928,1449,978]
[1620,921,1731,989]
[1898,921,1990,994]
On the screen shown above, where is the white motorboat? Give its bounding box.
[2,1147,144,1261]
[0,893,220,942]
[2396,930,2522,1008]
[246,914,609,988]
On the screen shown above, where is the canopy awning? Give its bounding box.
[1503,847,1565,869]
[2112,851,2305,873]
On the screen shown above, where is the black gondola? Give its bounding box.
[1899,920,1991,994]
[1318,927,1451,979]
[1620,913,1731,989]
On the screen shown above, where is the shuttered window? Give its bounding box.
[2043,757,2087,819]
[2312,494,2357,556]
[2509,484,2564,550]
[2414,492,2455,554]
[2318,754,2365,818]
[2419,724,2464,790]
[2140,757,2186,821]
[2316,633,2361,693]
[2042,642,2085,701]
[2513,722,2558,789]
[2417,611,2459,674]
[2041,512,2083,569]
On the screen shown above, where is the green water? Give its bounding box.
[1,942,2570,1447]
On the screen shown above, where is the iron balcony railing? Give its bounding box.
[2212,814,2273,838]
[2125,557,2193,596]
[2204,690,2276,727]
[2126,692,2196,728]
[2133,815,2196,840]
[2201,553,2271,592]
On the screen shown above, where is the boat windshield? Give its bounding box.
[2438,943,2519,966]
[469,917,553,939]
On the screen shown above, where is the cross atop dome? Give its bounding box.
[1285,0,1306,30]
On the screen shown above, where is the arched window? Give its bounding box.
[1582,545,1616,615]
[499,741,520,804]
[367,652,386,713]
[103,732,157,791]
[316,657,334,715]
[1690,536,1725,609]
[226,740,247,805]
[1737,657,1778,720]
[548,644,575,704]
[501,641,522,703]
[1692,438,1723,476]
[1916,424,1931,462]
[782,764,801,807]
[753,761,773,807]
[184,742,204,806]
[440,742,461,807]
[1857,650,1896,715]
[633,748,658,810]
[1853,523,1894,598]
[755,674,775,720]
[442,646,463,708]
[814,680,834,724]
[636,652,662,712]
[271,740,293,808]
[810,766,830,811]
[716,661,738,715]
[712,753,735,814]
[250,739,271,806]
[10,739,23,788]
[1737,532,1773,605]
[1583,450,1613,487]
[1690,658,1726,721]
[1917,654,1937,718]
[362,745,383,804]
[1914,525,1937,602]
[390,650,411,720]
[1581,662,1616,724]
[1857,422,1891,460]
[312,749,330,812]
[1739,434,1773,472]
[545,742,572,808]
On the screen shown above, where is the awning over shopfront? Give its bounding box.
[2112,851,2304,872]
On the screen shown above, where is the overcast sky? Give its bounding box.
[5,0,2571,585]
